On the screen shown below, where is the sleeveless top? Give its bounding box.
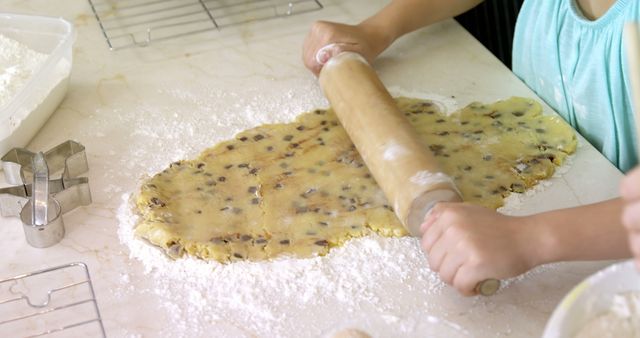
[512,0,639,172]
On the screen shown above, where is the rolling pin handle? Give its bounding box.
[475,278,501,296]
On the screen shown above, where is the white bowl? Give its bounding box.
[0,13,76,155]
[543,260,640,338]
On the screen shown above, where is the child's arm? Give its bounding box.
[621,167,640,269]
[303,0,484,75]
[420,199,631,296]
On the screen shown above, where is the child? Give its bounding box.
[303,0,639,295]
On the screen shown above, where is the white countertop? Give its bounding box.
[0,0,625,337]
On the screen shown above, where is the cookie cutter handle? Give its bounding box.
[32,152,49,226]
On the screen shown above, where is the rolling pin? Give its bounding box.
[318,52,500,296]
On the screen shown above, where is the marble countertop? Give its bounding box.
[0,0,624,337]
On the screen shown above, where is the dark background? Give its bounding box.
[455,0,525,68]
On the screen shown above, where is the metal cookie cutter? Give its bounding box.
[0,141,91,248]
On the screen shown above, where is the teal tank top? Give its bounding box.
[512,0,639,172]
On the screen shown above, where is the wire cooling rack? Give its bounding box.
[0,262,105,337]
[88,0,324,50]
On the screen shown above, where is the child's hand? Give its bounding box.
[621,166,640,269]
[302,21,392,76]
[420,203,539,296]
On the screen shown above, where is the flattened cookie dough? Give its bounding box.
[135,97,576,262]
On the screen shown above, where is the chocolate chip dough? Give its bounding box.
[134,97,576,262]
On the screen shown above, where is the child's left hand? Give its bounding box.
[420,202,541,296]
[621,167,640,269]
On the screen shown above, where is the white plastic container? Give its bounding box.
[543,260,640,338]
[0,13,76,155]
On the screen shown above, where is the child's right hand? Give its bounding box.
[302,21,392,76]
[621,166,640,269]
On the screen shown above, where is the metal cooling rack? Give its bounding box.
[88,0,324,50]
[0,262,105,337]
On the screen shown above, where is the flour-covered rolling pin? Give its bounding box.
[318,52,500,296]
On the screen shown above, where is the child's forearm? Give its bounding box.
[527,198,631,265]
[358,0,484,48]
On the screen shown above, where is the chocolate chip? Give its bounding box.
[436,119,445,123]
[295,206,308,214]
[323,127,330,132]
[239,136,248,142]
[296,125,305,131]
[195,210,202,214]
[241,235,252,241]
[218,176,226,182]
[285,152,295,157]
[280,162,289,169]
[275,183,284,189]
[280,239,290,245]
[227,145,235,150]
[253,134,265,141]
[319,221,328,226]
[301,188,317,198]
[320,120,327,125]
[206,180,216,186]
[255,238,267,244]
[483,155,493,161]
[251,198,260,204]
[238,163,249,168]
[512,111,525,117]
[220,206,230,211]
[283,135,294,141]
[248,186,258,193]
[437,131,449,136]
[224,164,233,169]
[290,143,299,148]
[314,110,325,115]
[314,240,329,246]
[249,168,259,175]
[233,253,243,259]
[197,163,205,169]
[225,197,233,202]
[331,121,338,126]
[463,165,473,171]
[266,146,274,151]
[535,128,546,134]
[283,171,293,176]
[149,197,166,207]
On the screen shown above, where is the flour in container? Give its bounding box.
[0,34,47,109]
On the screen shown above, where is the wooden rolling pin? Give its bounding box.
[318,52,500,296]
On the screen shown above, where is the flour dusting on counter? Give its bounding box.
[117,193,452,336]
